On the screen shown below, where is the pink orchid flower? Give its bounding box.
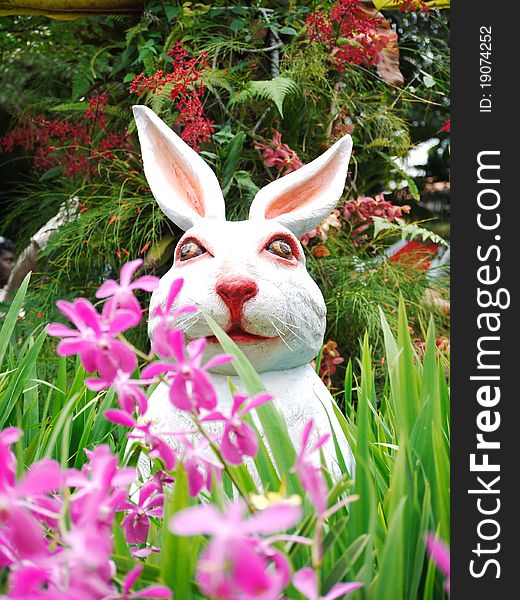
[201,393,273,465]
[425,533,450,594]
[47,298,137,380]
[294,419,330,515]
[0,430,62,561]
[115,564,171,599]
[293,567,362,600]
[6,562,100,600]
[87,370,150,417]
[96,259,159,324]
[142,330,232,414]
[66,445,136,529]
[171,501,302,600]
[151,278,197,357]
[106,410,177,472]
[59,523,115,598]
[176,434,223,497]
[121,482,164,545]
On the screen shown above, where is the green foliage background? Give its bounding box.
[0,0,450,375]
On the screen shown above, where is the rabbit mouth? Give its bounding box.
[207,325,273,344]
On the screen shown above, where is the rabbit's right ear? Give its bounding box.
[132,106,225,231]
[249,134,352,237]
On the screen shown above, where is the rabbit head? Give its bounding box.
[133,106,352,374]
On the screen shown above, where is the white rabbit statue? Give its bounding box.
[133,105,355,478]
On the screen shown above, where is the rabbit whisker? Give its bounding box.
[175,314,198,327]
[287,309,313,327]
[271,315,305,343]
[268,317,293,351]
[273,309,302,331]
[175,314,200,333]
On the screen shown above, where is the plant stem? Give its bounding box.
[117,334,151,361]
[192,416,256,512]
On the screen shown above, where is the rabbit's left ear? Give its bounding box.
[249,135,352,237]
[133,106,225,231]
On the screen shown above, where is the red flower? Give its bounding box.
[130,42,214,150]
[342,194,410,245]
[0,92,129,179]
[305,0,391,69]
[440,118,450,133]
[254,129,304,175]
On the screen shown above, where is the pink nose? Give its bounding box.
[216,277,258,323]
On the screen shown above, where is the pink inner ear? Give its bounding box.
[150,125,205,217]
[263,151,343,219]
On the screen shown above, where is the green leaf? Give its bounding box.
[372,217,448,246]
[229,77,300,118]
[377,151,420,201]
[323,534,369,591]
[230,18,245,32]
[161,464,195,598]
[221,131,246,195]
[279,26,298,35]
[163,5,181,21]
[372,497,406,600]
[423,74,436,88]
[0,273,30,368]
[202,313,301,493]
[39,165,63,182]
[0,331,46,429]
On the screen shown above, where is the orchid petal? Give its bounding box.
[142,362,173,379]
[241,392,273,414]
[247,503,302,535]
[120,259,143,286]
[170,505,222,536]
[74,298,102,335]
[203,353,234,370]
[131,275,160,292]
[17,459,62,497]
[220,430,243,466]
[104,409,136,427]
[323,582,363,600]
[166,278,184,311]
[95,279,119,298]
[293,567,318,600]
[46,323,77,337]
[131,585,172,598]
[124,564,143,595]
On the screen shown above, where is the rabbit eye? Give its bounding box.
[179,240,207,261]
[266,238,293,259]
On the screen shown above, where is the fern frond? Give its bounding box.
[149,82,176,115]
[71,69,93,100]
[202,70,233,94]
[372,217,448,246]
[228,76,300,117]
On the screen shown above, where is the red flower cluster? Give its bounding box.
[306,0,391,69]
[130,42,214,150]
[440,118,450,133]
[341,194,410,244]
[399,0,430,13]
[84,91,109,127]
[254,129,304,175]
[0,92,130,179]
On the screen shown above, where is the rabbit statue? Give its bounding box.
[132,105,355,478]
